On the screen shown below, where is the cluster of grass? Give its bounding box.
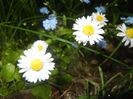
[0,0,133,99]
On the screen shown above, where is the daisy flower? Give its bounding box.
[32,40,48,54]
[72,16,104,45]
[17,48,55,83]
[92,12,108,26]
[117,23,133,48]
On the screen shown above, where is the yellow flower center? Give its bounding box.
[83,25,94,36]
[38,45,43,51]
[96,15,104,22]
[31,59,43,71]
[126,28,133,38]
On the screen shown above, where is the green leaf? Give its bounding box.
[79,95,96,99]
[0,86,9,96]
[14,69,22,81]
[2,63,15,82]
[63,15,67,26]
[78,95,89,99]
[31,85,52,99]
[62,73,73,83]
[2,48,22,64]
[56,73,73,85]
[51,68,58,76]
[57,27,72,36]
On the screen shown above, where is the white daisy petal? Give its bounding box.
[19,68,29,73]
[124,40,129,46]
[129,39,133,48]
[117,33,125,37]
[122,37,127,42]
[89,39,95,45]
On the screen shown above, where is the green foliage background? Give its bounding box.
[0,0,133,99]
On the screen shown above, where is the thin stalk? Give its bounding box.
[98,41,123,67]
[98,66,105,96]
[104,72,123,87]
[0,24,130,69]
[81,45,129,68]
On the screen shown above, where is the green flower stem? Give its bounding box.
[81,45,130,68]
[98,41,123,67]
[0,24,130,69]
[104,72,123,87]
[97,41,123,96]
[98,66,105,96]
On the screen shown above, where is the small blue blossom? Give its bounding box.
[95,6,106,13]
[42,14,57,30]
[120,17,126,21]
[40,7,49,14]
[125,16,133,25]
[97,40,107,48]
[80,0,91,4]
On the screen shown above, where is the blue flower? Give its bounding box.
[42,14,57,30]
[40,7,49,14]
[120,17,126,21]
[80,0,91,4]
[124,16,133,25]
[95,6,106,13]
[97,40,107,48]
